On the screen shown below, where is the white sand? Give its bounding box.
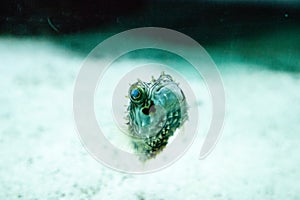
[0,33,300,199]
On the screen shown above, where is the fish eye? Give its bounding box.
[131,88,140,99]
[129,85,145,103]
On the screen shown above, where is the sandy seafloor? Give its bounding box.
[0,29,300,199]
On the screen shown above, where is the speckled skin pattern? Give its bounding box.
[127,73,188,160]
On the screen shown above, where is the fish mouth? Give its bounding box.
[141,100,156,115]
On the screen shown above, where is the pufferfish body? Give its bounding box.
[127,73,188,161]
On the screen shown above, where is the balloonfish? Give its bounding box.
[127,72,188,161]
